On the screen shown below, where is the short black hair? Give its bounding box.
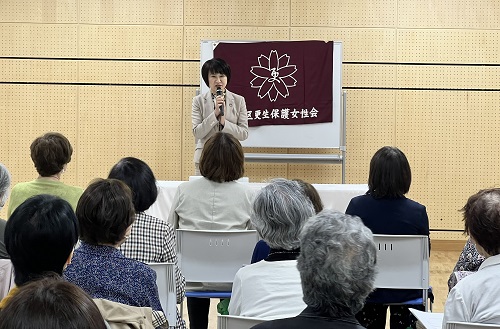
[5,195,79,286]
[77,178,135,246]
[201,58,231,87]
[108,157,158,212]
[368,146,411,199]
[0,276,107,329]
[30,132,73,177]
[462,188,500,256]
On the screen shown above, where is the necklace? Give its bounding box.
[267,250,299,257]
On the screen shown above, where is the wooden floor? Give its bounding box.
[180,240,464,328]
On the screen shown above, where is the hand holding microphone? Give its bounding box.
[216,88,225,117]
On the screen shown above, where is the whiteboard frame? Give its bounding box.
[200,40,343,149]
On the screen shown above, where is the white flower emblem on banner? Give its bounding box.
[250,50,297,102]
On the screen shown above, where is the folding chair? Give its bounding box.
[147,262,177,329]
[446,322,500,329]
[217,314,267,329]
[176,229,259,316]
[372,234,431,311]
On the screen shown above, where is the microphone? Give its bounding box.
[216,88,224,116]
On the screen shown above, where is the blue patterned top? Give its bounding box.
[64,242,163,312]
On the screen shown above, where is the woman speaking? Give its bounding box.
[192,58,249,174]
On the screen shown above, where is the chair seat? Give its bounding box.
[185,291,231,299]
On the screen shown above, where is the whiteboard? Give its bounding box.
[200,40,343,149]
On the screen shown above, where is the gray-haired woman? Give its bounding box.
[228,178,315,319]
[251,209,377,329]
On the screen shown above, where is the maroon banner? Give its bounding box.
[214,41,333,127]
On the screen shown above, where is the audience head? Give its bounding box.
[30,132,73,177]
[77,178,135,246]
[298,209,377,317]
[368,146,411,199]
[251,178,315,250]
[108,157,158,213]
[5,195,79,286]
[199,132,245,183]
[0,276,107,329]
[292,178,323,214]
[462,188,500,257]
[201,58,232,87]
[0,163,11,210]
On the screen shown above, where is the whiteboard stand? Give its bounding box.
[200,40,347,183]
[244,91,347,183]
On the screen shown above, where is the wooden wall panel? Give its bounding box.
[79,61,182,84]
[397,65,500,89]
[344,64,396,88]
[0,84,79,218]
[398,0,500,29]
[79,0,183,25]
[288,149,343,184]
[184,0,289,26]
[0,59,77,82]
[183,27,290,59]
[77,86,182,187]
[397,29,500,63]
[79,25,183,59]
[395,91,500,231]
[0,24,78,57]
[291,28,397,62]
[0,0,77,23]
[291,0,397,27]
[344,89,396,183]
[182,87,197,179]
[183,62,200,85]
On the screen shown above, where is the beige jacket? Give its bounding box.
[191,90,249,164]
[94,299,158,329]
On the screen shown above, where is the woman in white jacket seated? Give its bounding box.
[443,187,500,327]
[228,178,315,319]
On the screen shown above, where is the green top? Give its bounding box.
[7,178,84,218]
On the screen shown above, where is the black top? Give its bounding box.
[251,307,365,329]
[345,194,430,303]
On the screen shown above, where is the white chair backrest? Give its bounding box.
[176,229,258,283]
[218,315,267,329]
[373,234,429,290]
[147,262,176,329]
[0,259,15,299]
[447,322,500,329]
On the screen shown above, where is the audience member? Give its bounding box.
[447,238,484,290]
[0,276,107,329]
[251,210,377,329]
[345,146,429,329]
[1,194,78,307]
[228,178,314,319]
[443,188,500,326]
[7,132,83,217]
[168,132,254,329]
[109,157,186,329]
[64,179,166,328]
[250,178,323,263]
[0,163,11,259]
